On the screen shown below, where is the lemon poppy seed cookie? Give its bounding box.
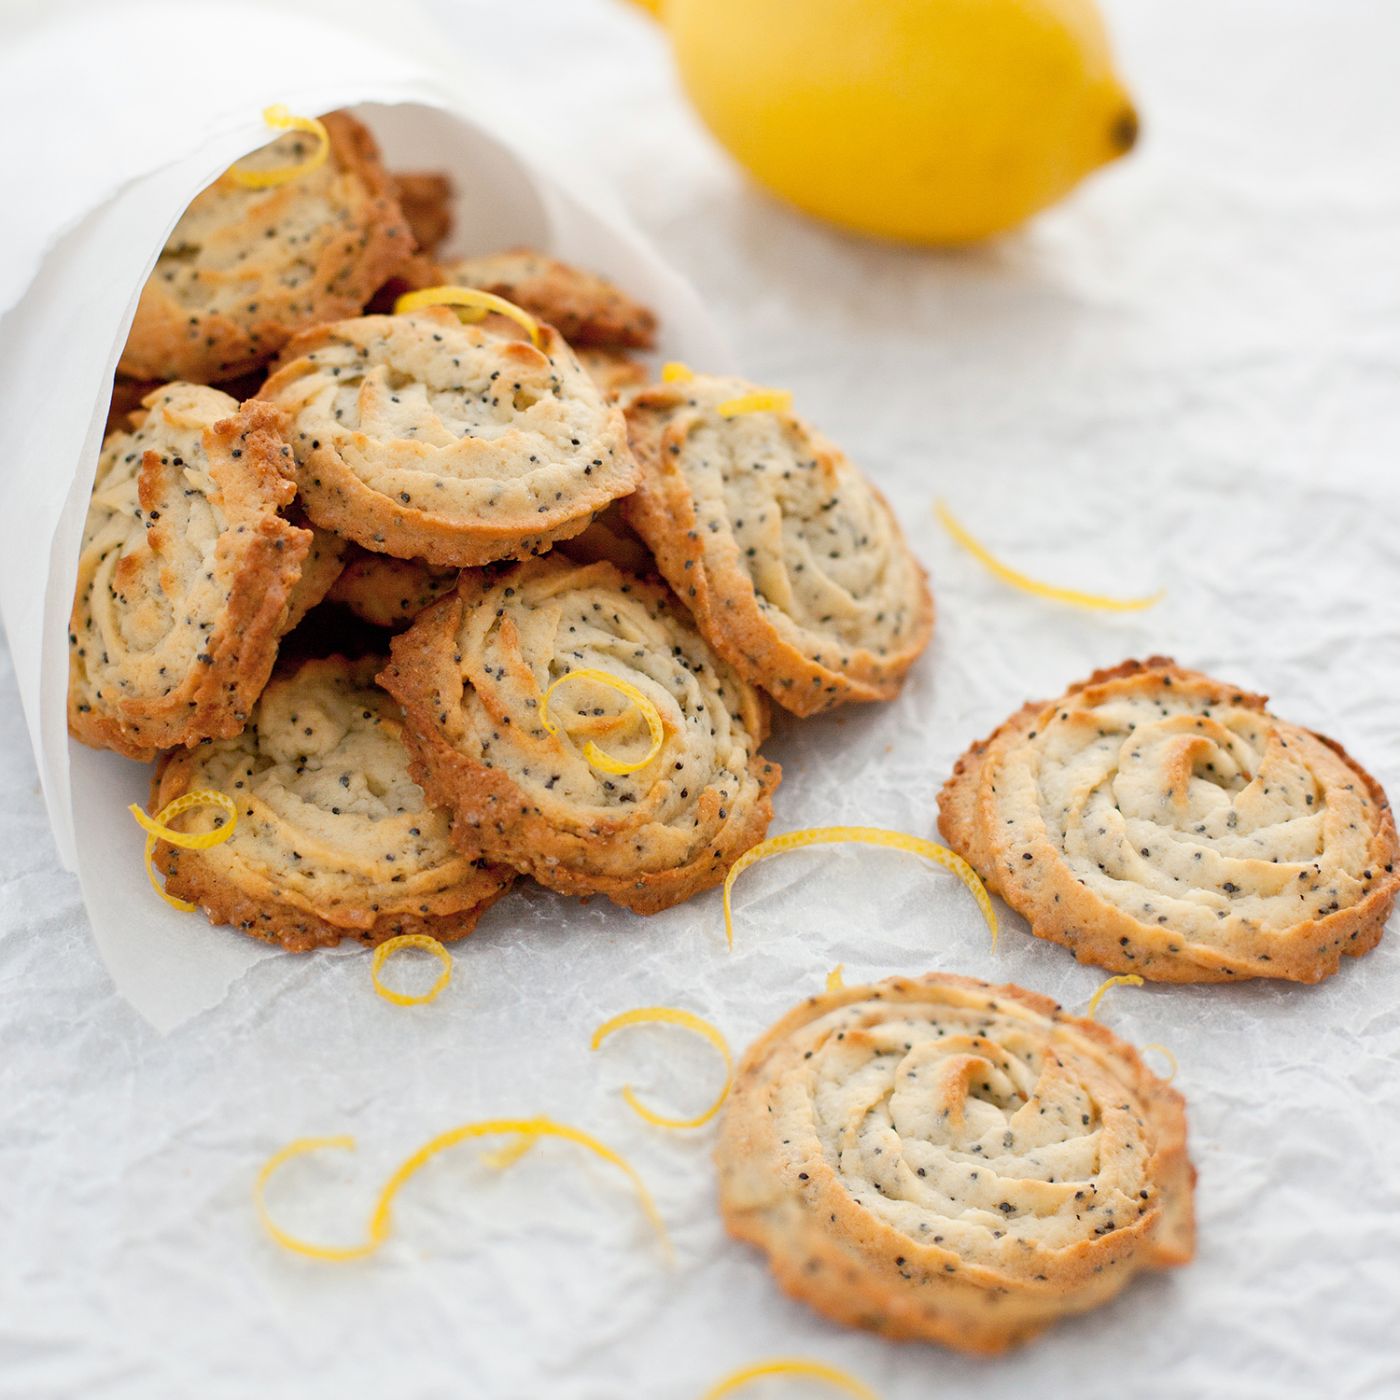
[938,658,1400,983]
[259,307,638,567]
[717,972,1194,1354]
[441,248,657,349]
[326,549,460,630]
[379,555,780,914]
[150,655,514,951]
[69,384,311,761]
[120,112,413,383]
[624,374,934,715]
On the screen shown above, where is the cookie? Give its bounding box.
[716,971,1194,1354]
[379,555,779,913]
[69,384,311,761]
[623,374,934,715]
[150,655,514,950]
[119,111,413,383]
[282,521,351,632]
[326,548,460,629]
[440,248,657,348]
[938,658,1400,983]
[258,307,638,566]
[555,501,654,575]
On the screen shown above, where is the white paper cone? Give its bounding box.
[0,0,732,1030]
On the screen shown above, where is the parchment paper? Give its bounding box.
[1,0,1397,1397]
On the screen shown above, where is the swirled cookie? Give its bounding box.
[938,658,1400,983]
[120,112,413,383]
[326,549,460,629]
[623,374,934,715]
[150,655,514,950]
[717,972,1194,1354]
[69,384,311,761]
[440,249,657,348]
[258,308,638,566]
[379,555,779,913]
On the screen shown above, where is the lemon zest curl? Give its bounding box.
[370,934,453,1007]
[936,500,1165,612]
[394,285,542,347]
[701,1358,879,1400]
[541,667,665,776]
[1085,973,1145,1020]
[591,1006,733,1130]
[129,789,238,913]
[228,106,330,190]
[718,389,793,418]
[724,826,997,953]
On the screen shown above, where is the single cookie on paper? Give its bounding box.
[120,111,413,383]
[326,548,460,630]
[68,383,312,761]
[938,657,1400,983]
[716,971,1195,1354]
[624,373,934,715]
[258,307,638,567]
[379,555,780,914]
[150,655,514,951]
[440,248,657,349]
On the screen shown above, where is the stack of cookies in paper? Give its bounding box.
[73,108,934,950]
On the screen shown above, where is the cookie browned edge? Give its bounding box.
[149,736,515,956]
[377,569,781,915]
[623,387,935,716]
[119,112,415,384]
[715,971,1195,1354]
[936,657,1400,984]
[262,317,640,568]
[68,401,311,763]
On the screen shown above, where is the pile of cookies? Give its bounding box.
[72,108,934,949]
[71,108,1400,1360]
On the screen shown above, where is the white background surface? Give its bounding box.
[3,1,1399,1397]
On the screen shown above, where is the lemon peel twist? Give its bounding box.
[825,964,845,991]
[228,106,330,190]
[394,285,542,347]
[718,389,793,418]
[370,934,453,1007]
[1141,1042,1179,1082]
[701,1358,879,1400]
[662,361,696,383]
[129,789,238,913]
[1085,973,1145,1020]
[935,500,1165,612]
[723,826,997,952]
[255,1116,671,1263]
[591,1007,733,1130]
[541,667,665,776]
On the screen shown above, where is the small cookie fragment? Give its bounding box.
[120,111,413,383]
[717,972,1195,1354]
[390,171,454,255]
[327,549,460,629]
[150,655,514,950]
[624,373,934,715]
[575,346,650,400]
[440,248,657,348]
[937,658,1400,982]
[259,307,638,566]
[69,384,310,760]
[379,555,780,914]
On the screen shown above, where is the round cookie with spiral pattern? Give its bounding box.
[259,307,638,567]
[623,373,933,716]
[120,112,413,384]
[68,383,313,761]
[938,658,1400,983]
[716,972,1195,1354]
[150,655,513,951]
[379,555,780,914]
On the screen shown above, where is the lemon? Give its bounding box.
[653,0,1138,245]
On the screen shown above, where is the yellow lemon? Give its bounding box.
[652,0,1138,245]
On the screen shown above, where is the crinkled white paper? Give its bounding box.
[2,1,1399,1397]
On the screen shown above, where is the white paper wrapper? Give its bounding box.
[0,0,731,1031]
